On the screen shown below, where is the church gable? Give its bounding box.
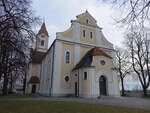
[76,10,97,26]
[101,37,112,47]
[61,26,74,38]
[56,11,113,50]
[80,26,96,44]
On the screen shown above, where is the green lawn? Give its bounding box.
[0,101,149,113]
[0,94,38,98]
[126,93,150,99]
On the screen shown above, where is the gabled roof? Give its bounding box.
[28,76,40,84]
[89,47,112,58]
[73,47,112,70]
[37,22,49,37]
[31,51,46,64]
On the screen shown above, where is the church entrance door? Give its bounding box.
[99,76,107,96]
[31,84,36,94]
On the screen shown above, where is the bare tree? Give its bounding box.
[104,0,150,26]
[0,0,39,95]
[103,0,150,96]
[125,28,150,96]
[114,47,132,96]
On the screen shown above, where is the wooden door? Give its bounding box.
[99,76,107,95]
[31,84,36,94]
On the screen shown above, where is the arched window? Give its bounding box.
[83,30,85,37]
[90,32,93,38]
[86,19,89,24]
[66,51,70,63]
[84,72,87,80]
[41,40,44,46]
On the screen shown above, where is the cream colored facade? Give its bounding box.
[35,34,49,52]
[28,11,120,97]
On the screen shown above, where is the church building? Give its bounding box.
[26,11,120,98]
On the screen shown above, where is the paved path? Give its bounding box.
[0,96,150,110]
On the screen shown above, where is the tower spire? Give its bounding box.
[35,22,49,52]
[37,22,49,37]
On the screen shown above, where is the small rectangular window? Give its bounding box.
[83,30,85,37]
[84,72,87,80]
[90,32,92,38]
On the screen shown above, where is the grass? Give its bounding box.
[0,94,38,98]
[125,93,150,99]
[0,101,149,113]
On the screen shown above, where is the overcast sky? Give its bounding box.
[32,0,125,47]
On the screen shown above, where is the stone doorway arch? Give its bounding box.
[99,75,107,96]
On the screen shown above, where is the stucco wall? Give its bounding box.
[26,63,41,94]
[60,42,75,89]
[76,12,97,26]
[36,34,49,52]
[31,64,41,77]
[38,45,54,95]
[80,46,91,59]
[80,26,96,44]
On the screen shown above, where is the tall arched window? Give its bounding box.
[66,51,70,63]
[86,19,89,24]
[83,30,85,37]
[41,40,44,46]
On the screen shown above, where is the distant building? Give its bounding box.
[26,11,120,98]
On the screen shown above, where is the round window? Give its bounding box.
[100,60,106,65]
[64,76,69,82]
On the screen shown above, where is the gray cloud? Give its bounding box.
[32,0,125,47]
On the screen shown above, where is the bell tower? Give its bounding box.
[35,22,49,52]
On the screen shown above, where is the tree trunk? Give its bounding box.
[23,74,26,94]
[143,86,147,97]
[9,73,13,93]
[2,74,8,95]
[121,78,125,96]
[9,80,14,94]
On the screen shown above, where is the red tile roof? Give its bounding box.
[73,47,112,70]
[89,47,112,58]
[31,51,46,64]
[28,76,40,84]
[37,22,49,37]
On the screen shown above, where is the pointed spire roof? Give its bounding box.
[37,22,49,37]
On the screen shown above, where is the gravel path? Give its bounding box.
[0,96,150,110]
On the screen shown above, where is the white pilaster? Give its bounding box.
[74,44,80,65]
[52,41,62,95]
[73,22,80,42]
